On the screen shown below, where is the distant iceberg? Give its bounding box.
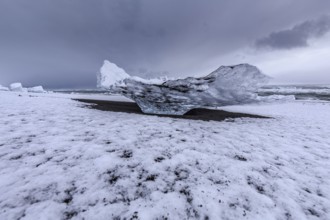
[28,86,45,93]
[10,83,27,92]
[0,85,9,91]
[98,60,270,115]
[6,83,46,93]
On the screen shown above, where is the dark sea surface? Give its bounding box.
[259,85,330,102]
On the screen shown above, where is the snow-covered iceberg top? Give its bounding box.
[97,60,130,88]
[97,60,169,88]
[98,60,270,115]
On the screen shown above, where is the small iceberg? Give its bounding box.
[0,85,9,91]
[10,83,27,92]
[28,86,45,93]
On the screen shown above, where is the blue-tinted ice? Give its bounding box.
[98,61,270,115]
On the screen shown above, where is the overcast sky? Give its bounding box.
[1,0,330,88]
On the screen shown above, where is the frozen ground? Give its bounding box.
[0,91,330,220]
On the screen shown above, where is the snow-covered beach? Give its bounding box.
[2,0,330,219]
[1,91,330,219]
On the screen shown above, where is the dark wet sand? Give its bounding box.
[75,99,269,122]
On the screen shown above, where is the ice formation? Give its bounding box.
[97,60,130,88]
[98,60,270,115]
[0,85,9,91]
[6,83,46,93]
[28,86,45,93]
[9,82,27,92]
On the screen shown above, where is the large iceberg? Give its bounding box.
[98,60,270,115]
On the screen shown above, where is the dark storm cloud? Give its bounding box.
[1,0,330,88]
[256,15,330,49]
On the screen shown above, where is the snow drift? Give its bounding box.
[98,60,270,115]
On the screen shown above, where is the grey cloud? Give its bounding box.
[256,15,330,49]
[1,0,330,88]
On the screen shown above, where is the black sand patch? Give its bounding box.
[75,99,269,122]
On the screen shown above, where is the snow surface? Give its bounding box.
[0,91,330,219]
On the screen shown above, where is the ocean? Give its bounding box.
[259,84,330,102]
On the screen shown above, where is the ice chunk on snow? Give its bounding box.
[9,82,27,92]
[97,60,130,89]
[100,61,270,115]
[28,86,45,93]
[0,85,9,91]
[9,83,45,93]
[10,82,23,91]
